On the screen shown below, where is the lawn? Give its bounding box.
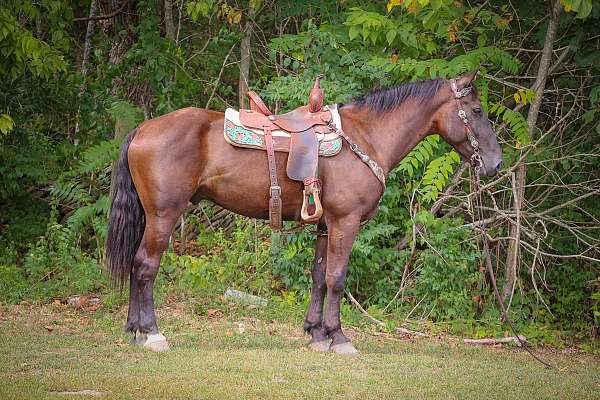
[0,299,598,400]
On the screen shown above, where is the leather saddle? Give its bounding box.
[235,76,337,230]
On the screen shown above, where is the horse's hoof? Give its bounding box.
[308,339,331,352]
[132,331,170,352]
[330,342,359,356]
[143,333,170,352]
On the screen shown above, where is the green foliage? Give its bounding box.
[490,102,530,146]
[0,2,69,81]
[412,213,482,320]
[420,150,460,203]
[187,0,215,21]
[270,229,314,292]
[592,279,600,328]
[513,88,536,106]
[49,135,123,244]
[345,7,434,54]
[0,223,107,303]
[263,21,386,107]
[398,135,440,178]
[166,221,274,297]
[0,114,14,135]
[561,0,594,19]
[0,264,29,303]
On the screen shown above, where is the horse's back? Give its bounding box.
[132,107,221,144]
[127,107,223,212]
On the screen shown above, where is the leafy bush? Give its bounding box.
[164,221,275,298]
[0,264,29,303]
[12,223,106,302]
[411,213,481,321]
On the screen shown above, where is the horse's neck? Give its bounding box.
[340,101,437,174]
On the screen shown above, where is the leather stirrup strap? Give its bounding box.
[264,127,282,230]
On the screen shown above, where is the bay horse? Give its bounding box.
[105,71,502,355]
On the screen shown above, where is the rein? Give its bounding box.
[450,78,554,369]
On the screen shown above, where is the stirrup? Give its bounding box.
[300,178,323,224]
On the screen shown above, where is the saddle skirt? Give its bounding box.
[223,105,343,157]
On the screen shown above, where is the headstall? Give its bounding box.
[449,78,483,173]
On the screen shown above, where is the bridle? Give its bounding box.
[449,78,483,173]
[339,79,481,193]
[449,79,553,368]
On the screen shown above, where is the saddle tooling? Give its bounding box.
[223,77,342,231]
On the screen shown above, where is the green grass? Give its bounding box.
[0,299,599,400]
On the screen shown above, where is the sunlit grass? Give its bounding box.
[0,300,598,400]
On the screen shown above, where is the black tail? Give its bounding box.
[105,129,145,291]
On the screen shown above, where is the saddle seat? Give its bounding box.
[223,76,340,230]
[223,108,342,156]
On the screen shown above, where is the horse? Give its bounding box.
[105,70,502,355]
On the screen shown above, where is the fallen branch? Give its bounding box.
[464,335,526,347]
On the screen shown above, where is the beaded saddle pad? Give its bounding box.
[223,105,343,157]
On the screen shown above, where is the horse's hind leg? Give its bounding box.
[304,229,330,352]
[130,211,182,351]
[125,270,141,337]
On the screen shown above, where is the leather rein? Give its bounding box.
[450,78,553,368]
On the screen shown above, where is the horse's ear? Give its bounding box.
[457,69,479,88]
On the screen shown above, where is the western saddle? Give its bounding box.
[239,76,336,231]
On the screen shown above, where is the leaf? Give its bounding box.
[576,0,592,18]
[562,0,593,18]
[387,0,403,12]
[349,25,360,41]
[490,103,530,146]
[0,113,14,135]
[420,151,460,203]
[249,0,262,10]
[513,92,521,104]
[386,29,397,45]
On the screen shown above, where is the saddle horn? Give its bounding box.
[308,75,324,113]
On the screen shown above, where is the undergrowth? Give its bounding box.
[0,213,597,354]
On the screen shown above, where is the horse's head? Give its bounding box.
[435,70,502,176]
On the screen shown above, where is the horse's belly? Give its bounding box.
[196,158,305,222]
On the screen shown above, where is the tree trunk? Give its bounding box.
[75,0,99,135]
[503,0,563,302]
[238,2,256,108]
[81,0,98,74]
[164,0,176,40]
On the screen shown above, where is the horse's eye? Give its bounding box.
[473,107,482,114]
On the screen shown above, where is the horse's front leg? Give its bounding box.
[324,215,361,355]
[304,228,329,351]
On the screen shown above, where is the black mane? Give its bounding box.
[349,78,445,113]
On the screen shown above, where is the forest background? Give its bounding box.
[1,0,599,350]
